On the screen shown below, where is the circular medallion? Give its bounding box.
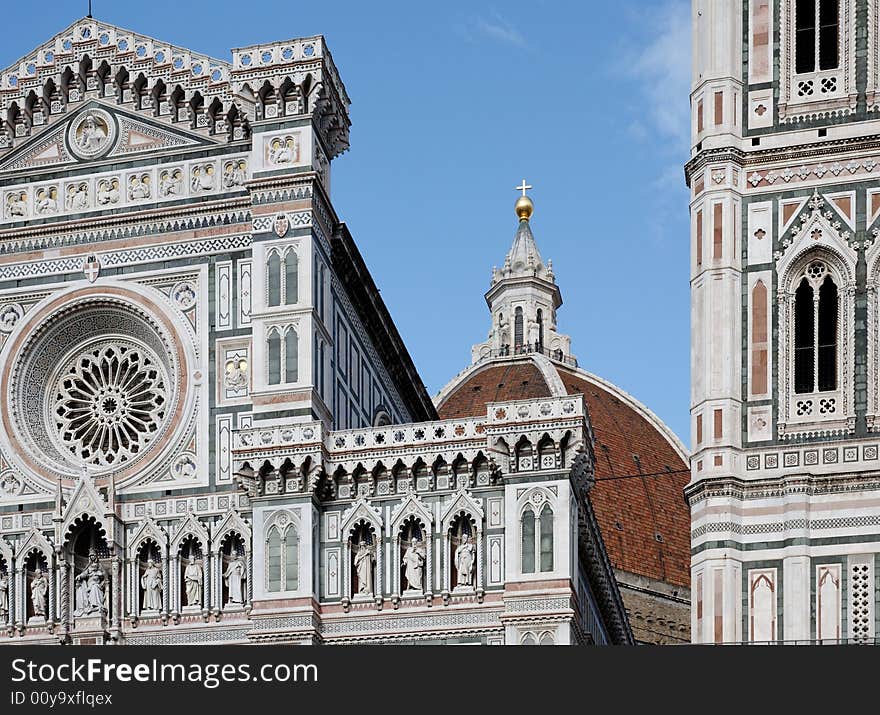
[0,303,23,333]
[67,109,116,160]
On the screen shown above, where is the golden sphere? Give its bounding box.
[515,195,534,221]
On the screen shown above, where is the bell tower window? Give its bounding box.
[796,0,839,74]
[794,266,838,395]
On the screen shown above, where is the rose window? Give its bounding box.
[3,294,188,482]
[53,342,168,467]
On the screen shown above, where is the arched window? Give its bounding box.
[818,276,838,391]
[521,632,538,645]
[539,504,554,572]
[267,251,281,307]
[267,527,282,592]
[536,309,544,350]
[539,631,556,645]
[794,264,837,394]
[284,329,298,383]
[284,250,298,305]
[267,329,281,385]
[521,507,536,574]
[514,307,524,351]
[284,528,299,591]
[266,523,299,593]
[521,501,554,574]
[795,0,839,75]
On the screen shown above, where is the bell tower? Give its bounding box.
[688,0,880,645]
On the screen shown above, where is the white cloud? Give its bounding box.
[623,0,691,148]
[461,13,528,49]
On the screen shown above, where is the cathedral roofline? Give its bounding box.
[433,353,688,464]
[0,17,351,161]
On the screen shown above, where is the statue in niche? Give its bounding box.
[353,541,374,596]
[74,549,106,617]
[224,554,246,606]
[76,114,108,152]
[401,537,425,592]
[455,534,476,588]
[31,568,48,617]
[184,557,203,607]
[140,558,163,611]
[0,570,7,618]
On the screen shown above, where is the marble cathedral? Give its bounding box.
[689,0,880,644]
[0,17,689,646]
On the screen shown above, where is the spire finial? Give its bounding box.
[88,0,93,17]
[514,178,534,221]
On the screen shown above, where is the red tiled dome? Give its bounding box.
[436,356,690,589]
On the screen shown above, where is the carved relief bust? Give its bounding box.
[67,109,116,160]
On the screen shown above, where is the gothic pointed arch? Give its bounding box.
[390,493,433,534]
[777,241,855,438]
[15,527,54,564]
[213,509,252,547]
[340,497,382,537]
[128,517,168,561]
[441,489,484,534]
[170,513,210,554]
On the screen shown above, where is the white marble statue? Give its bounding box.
[0,571,7,617]
[74,550,106,617]
[455,535,476,587]
[140,558,163,611]
[401,537,425,592]
[184,558,203,607]
[353,541,374,596]
[223,555,246,605]
[31,569,48,617]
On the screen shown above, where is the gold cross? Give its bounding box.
[515,179,532,197]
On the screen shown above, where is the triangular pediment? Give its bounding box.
[441,489,484,532]
[776,192,857,286]
[0,100,210,173]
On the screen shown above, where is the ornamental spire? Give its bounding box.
[514,178,534,221]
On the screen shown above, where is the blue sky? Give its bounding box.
[4,1,692,440]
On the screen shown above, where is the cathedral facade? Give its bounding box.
[688,0,880,644]
[0,18,653,646]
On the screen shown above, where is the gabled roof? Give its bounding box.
[0,17,351,160]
